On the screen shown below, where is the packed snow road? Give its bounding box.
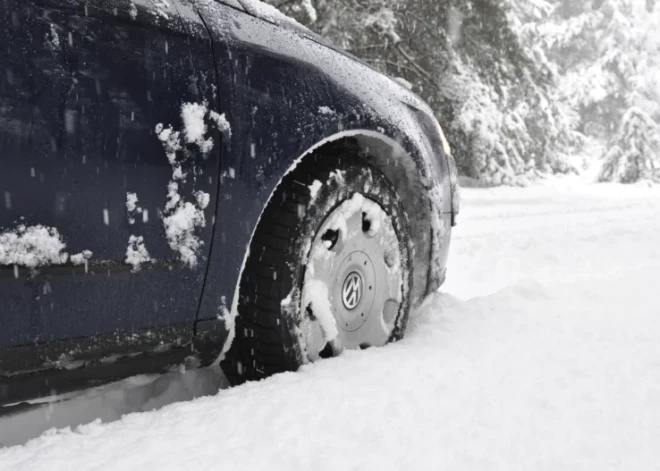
[1,182,660,470]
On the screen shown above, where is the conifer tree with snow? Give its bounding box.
[540,0,642,136]
[599,107,660,183]
[267,0,660,185]
[539,0,660,182]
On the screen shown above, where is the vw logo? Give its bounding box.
[342,272,363,310]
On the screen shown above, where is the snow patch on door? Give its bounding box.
[0,225,93,270]
[125,192,144,225]
[181,102,215,154]
[125,235,151,271]
[45,24,60,49]
[163,187,208,269]
[208,110,231,136]
[70,250,93,270]
[155,101,229,268]
[0,225,68,268]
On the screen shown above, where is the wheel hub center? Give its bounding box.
[341,271,363,310]
[333,251,375,332]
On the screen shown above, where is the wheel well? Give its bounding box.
[297,133,434,306]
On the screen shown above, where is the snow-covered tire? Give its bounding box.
[221,149,413,384]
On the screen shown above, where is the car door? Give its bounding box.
[0,0,221,368]
[190,1,346,326]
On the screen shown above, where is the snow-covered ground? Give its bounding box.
[2,181,660,470]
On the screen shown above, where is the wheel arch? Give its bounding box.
[239,129,440,314]
[312,131,439,308]
[195,128,450,364]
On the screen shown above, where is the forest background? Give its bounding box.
[266,0,660,185]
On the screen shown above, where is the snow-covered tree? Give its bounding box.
[599,107,660,183]
[267,0,582,185]
[267,0,660,185]
[538,0,660,182]
[540,0,644,137]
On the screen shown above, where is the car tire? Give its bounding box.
[221,148,413,384]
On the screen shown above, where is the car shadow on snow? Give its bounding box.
[0,366,229,448]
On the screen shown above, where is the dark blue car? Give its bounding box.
[0,0,458,406]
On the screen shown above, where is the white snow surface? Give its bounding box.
[2,182,660,469]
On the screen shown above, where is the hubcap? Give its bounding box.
[300,193,404,361]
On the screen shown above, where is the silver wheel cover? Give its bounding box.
[300,193,404,361]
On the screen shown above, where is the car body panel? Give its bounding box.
[0,0,455,397]
[0,0,220,361]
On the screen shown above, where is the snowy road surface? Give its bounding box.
[1,182,660,469]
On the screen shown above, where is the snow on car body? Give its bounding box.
[0,0,458,405]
